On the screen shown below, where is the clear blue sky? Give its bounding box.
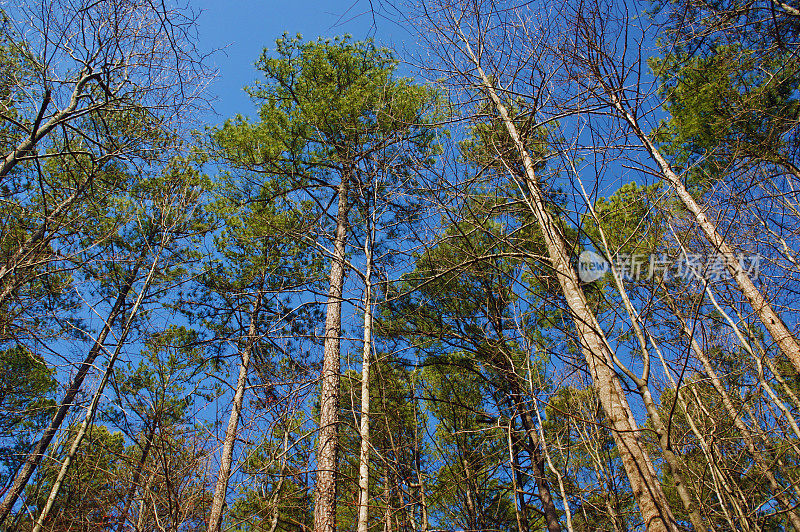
[192,1,417,122]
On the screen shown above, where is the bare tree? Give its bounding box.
[559,0,800,376]
[0,0,209,315]
[413,2,679,529]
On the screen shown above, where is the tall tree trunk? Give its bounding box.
[357,231,373,532]
[136,465,158,532]
[602,83,800,376]
[465,46,678,531]
[507,420,530,532]
[578,184,708,532]
[314,170,351,532]
[412,389,429,532]
[0,250,146,526]
[514,396,562,532]
[483,273,561,531]
[494,360,561,532]
[207,290,263,532]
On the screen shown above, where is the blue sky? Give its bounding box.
[192,1,417,122]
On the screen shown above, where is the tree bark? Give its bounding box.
[357,231,373,532]
[314,169,351,532]
[507,420,530,532]
[207,290,263,532]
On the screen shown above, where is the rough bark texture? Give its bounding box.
[313,172,351,532]
[469,56,678,531]
[207,291,262,532]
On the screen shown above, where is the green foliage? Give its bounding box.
[22,425,126,531]
[652,42,800,186]
[585,181,665,258]
[0,346,56,488]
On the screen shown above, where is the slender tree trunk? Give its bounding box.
[32,244,162,532]
[207,290,263,532]
[0,251,146,526]
[507,389,562,532]
[578,182,708,532]
[577,418,625,532]
[116,417,160,532]
[681,387,749,530]
[357,231,373,532]
[485,289,561,531]
[461,457,479,530]
[136,465,158,532]
[465,47,677,531]
[266,429,290,532]
[412,390,429,532]
[507,420,530,532]
[602,85,800,376]
[314,170,351,532]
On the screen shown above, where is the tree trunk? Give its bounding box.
[507,420,530,532]
[207,290,263,532]
[497,372,561,532]
[0,251,146,526]
[603,85,800,376]
[466,47,678,531]
[357,231,373,532]
[314,170,351,532]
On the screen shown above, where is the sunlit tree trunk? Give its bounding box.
[207,291,263,532]
[357,229,373,532]
[314,170,351,532]
[465,47,677,530]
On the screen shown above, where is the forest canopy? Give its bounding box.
[1,0,799,531]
